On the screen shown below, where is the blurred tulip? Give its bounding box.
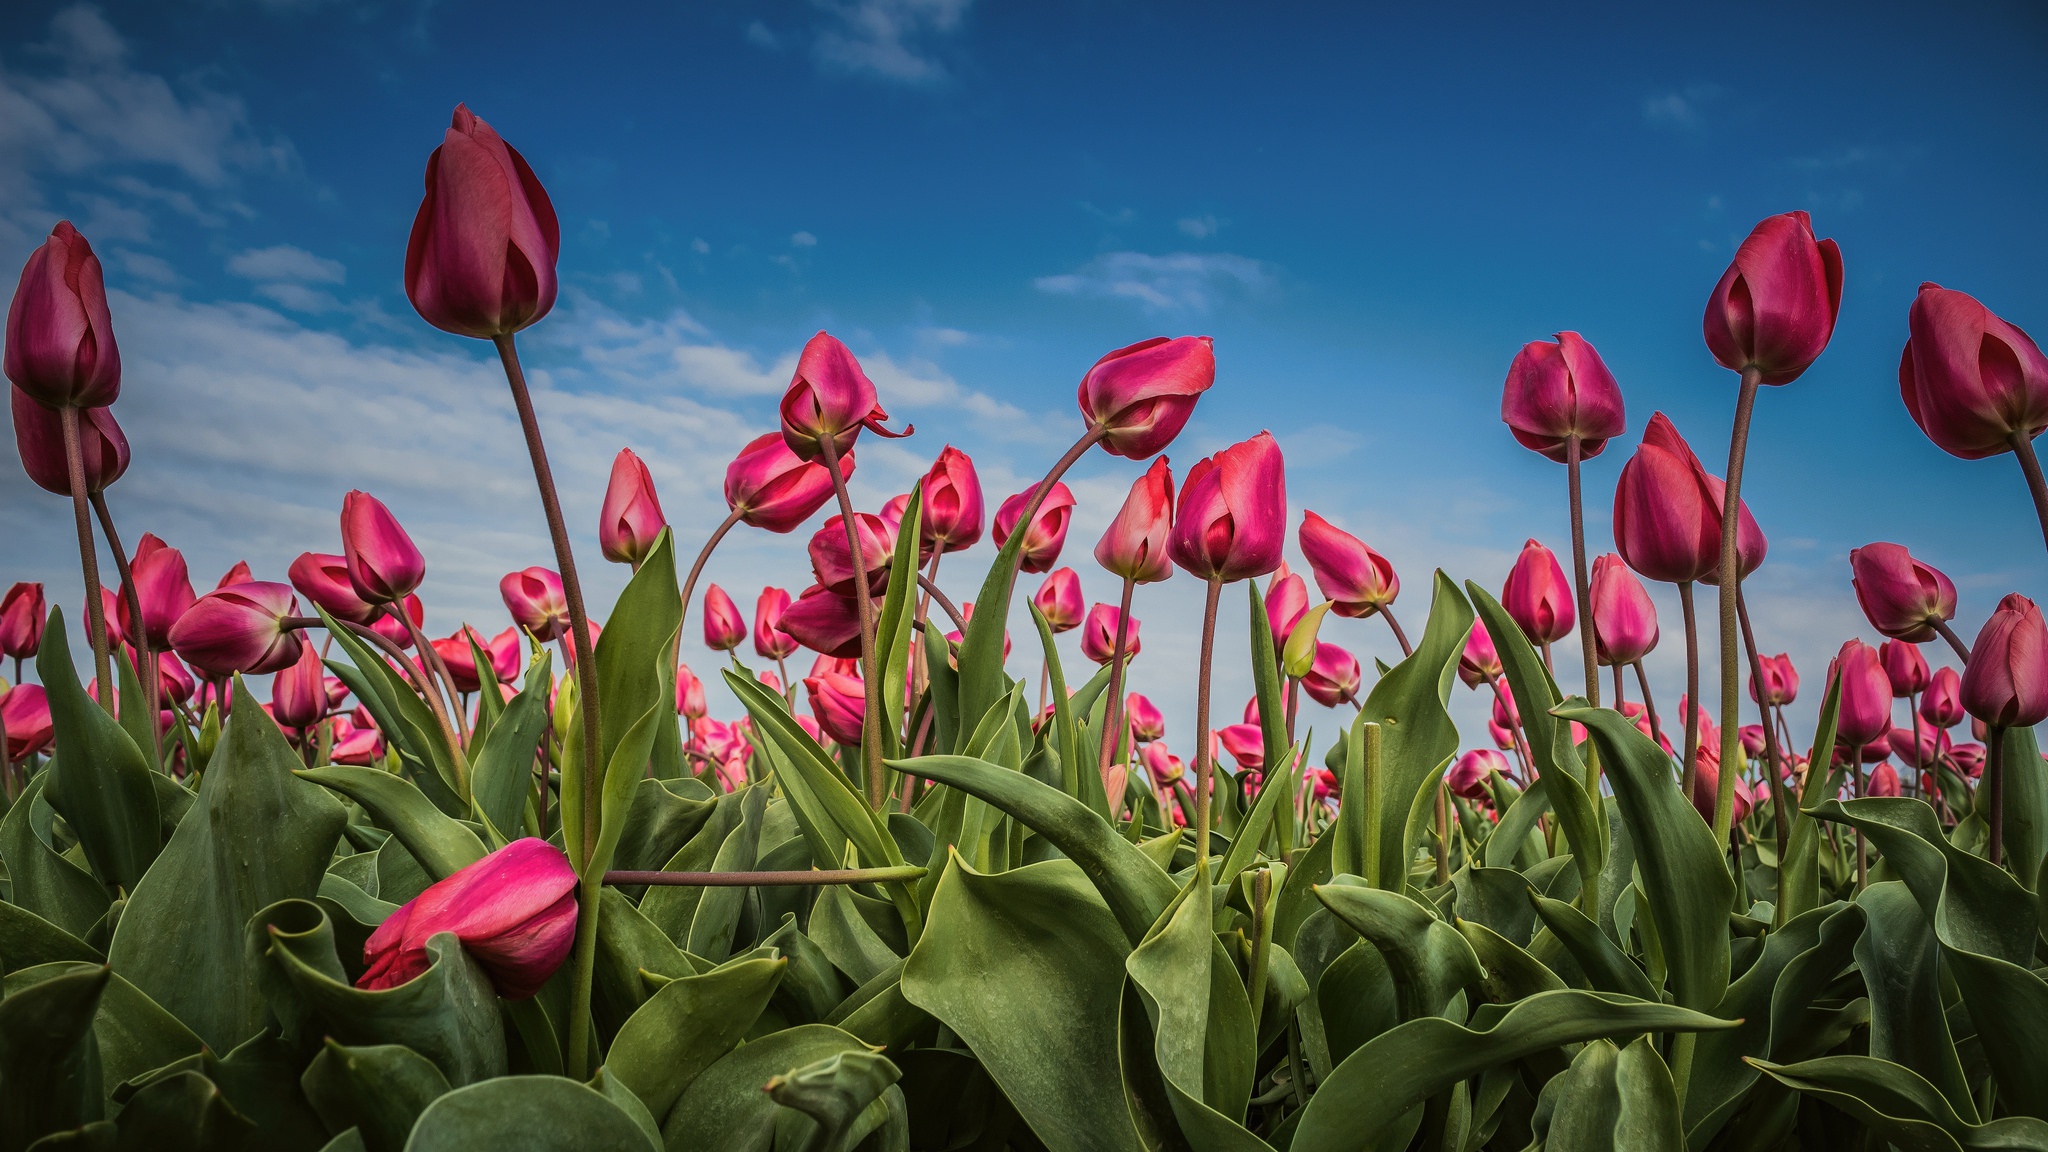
[676,664,707,720]
[1298,511,1398,619]
[1750,653,1798,707]
[1142,741,1184,786]
[500,566,569,641]
[485,626,521,681]
[780,585,864,659]
[919,446,984,553]
[807,513,895,597]
[1218,724,1264,772]
[779,332,909,461]
[805,669,867,746]
[1868,762,1902,798]
[878,493,909,534]
[725,432,852,533]
[332,725,385,766]
[1898,283,2048,459]
[1960,593,2048,728]
[1265,570,1308,654]
[1679,694,1719,761]
[1033,568,1084,632]
[1095,457,1175,583]
[702,584,746,652]
[12,389,128,495]
[359,838,577,998]
[1502,540,1574,645]
[1921,666,1963,728]
[1689,755,1752,824]
[404,106,558,339]
[1459,621,1503,687]
[754,587,799,660]
[368,594,424,651]
[1167,432,1286,582]
[324,675,352,711]
[431,626,492,694]
[1612,412,1763,584]
[1890,719,1948,770]
[1739,725,1766,759]
[1077,335,1215,459]
[1830,640,1893,748]
[1500,331,1625,462]
[1126,693,1165,742]
[1703,211,1843,386]
[3,684,53,760]
[1488,717,1515,751]
[341,491,425,605]
[1080,604,1140,665]
[0,582,45,660]
[118,533,196,651]
[995,482,1076,574]
[598,448,667,566]
[1449,749,1505,801]
[1849,543,1957,644]
[1951,743,1986,779]
[1879,639,1929,697]
[156,651,195,706]
[272,641,328,730]
[169,582,305,677]
[1302,642,1362,708]
[5,222,119,408]
[290,552,379,625]
[1589,553,1657,665]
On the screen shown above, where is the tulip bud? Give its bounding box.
[1459,621,1503,688]
[753,587,799,660]
[0,582,46,660]
[1302,642,1362,708]
[1094,458,1174,584]
[1126,693,1165,742]
[1890,719,1947,770]
[1749,653,1799,707]
[1878,639,1929,698]
[333,725,385,766]
[1142,741,1184,786]
[1703,211,1843,386]
[341,491,426,605]
[4,683,54,761]
[271,640,328,730]
[676,663,707,720]
[1075,336,1215,459]
[1298,511,1398,619]
[805,669,867,746]
[1951,743,1986,779]
[1589,553,1657,666]
[1960,593,2048,729]
[779,585,865,659]
[1218,724,1264,772]
[1501,540,1574,645]
[599,448,667,566]
[1449,749,1505,801]
[1689,755,1753,824]
[12,388,128,495]
[1898,284,2048,460]
[1612,412,1765,586]
[289,552,379,626]
[1829,640,1893,748]
[169,582,305,676]
[359,838,578,998]
[118,533,196,651]
[499,566,568,641]
[1739,725,1766,759]
[1080,603,1140,665]
[5,222,120,408]
[919,446,984,554]
[807,513,895,598]
[725,432,852,534]
[779,332,909,462]
[1500,331,1626,462]
[996,483,1077,575]
[1849,543,1957,644]
[1265,570,1308,655]
[1167,432,1286,583]
[1033,568,1084,633]
[702,584,746,652]
[404,106,559,339]
[1920,666,1963,729]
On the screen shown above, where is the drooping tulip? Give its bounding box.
[1750,653,1798,707]
[1612,412,1764,584]
[168,582,305,676]
[118,534,196,650]
[1830,640,1893,749]
[1960,594,2048,729]
[1076,336,1215,459]
[779,585,864,659]
[724,432,852,534]
[1703,211,1843,386]
[12,389,128,495]
[676,664,707,720]
[1889,719,1947,770]
[271,640,328,730]
[1501,540,1574,645]
[807,513,895,597]
[289,552,379,625]
[995,483,1076,574]
[1499,332,1626,462]
[599,448,667,566]
[919,446,984,553]
[5,222,120,408]
[1142,741,1185,787]
[1302,642,1362,708]
[1951,743,1986,779]
[155,651,196,706]
[1265,570,1308,655]
[1449,749,1505,801]
[341,491,426,605]
[499,566,569,641]
[805,669,867,747]
[1920,667,1962,728]
[1167,432,1286,583]
[431,626,495,694]
[1879,639,1929,698]
[1589,553,1657,665]
[702,584,746,652]
[1095,457,1175,583]
[779,332,909,462]
[0,582,46,660]
[1217,724,1264,773]
[1126,693,1165,742]
[1080,604,1140,665]
[1849,543,1957,644]
[1458,621,1503,687]
[3,684,53,760]
[359,838,577,999]
[1897,284,2048,460]
[1298,511,1398,619]
[754,587,799,660]
[1033,568,1084,632]
[404,106,559,340]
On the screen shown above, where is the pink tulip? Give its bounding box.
[1298,510,1398,619]
[599,448,667,566]
[3,684,54,760]
[1589,553,1656,665]
[1868,762,1902,798]
[1679,694,1719,760]
[332,725,385,766]
[1126,693,1165,742]
[1703,211,1843,386]
[370,595,424,651]
[431,626,496,694]
[702,584,746,652]
[1167,432,1286,582]
[805,669,867,746]
[211,562,252,590]
[1920,666,1962,728]
[1849,543,1957,644]
[1612,412,1764,585]
[995,482,1077,574]
[5,222,120,408]
[1890,719,1948,770]
[1500,331,1626,462]
[807,513,895,597]
[1265,569,1308,654]
[0,583,46,660]
[1302,642,1362,708]
[1898,284,2048,460]
[499,567,569,641]
[271,640,328,730]
[1488,717,1515,751]
[116,534,196,651]
[919,446,984,553]
[676,663,707,720]
[484,626,521,681]
[1080,603,1140,665]
[754,587,799,660]
[1739,724,1766,759]
[1829,640,1893,748]
[1951,743,1986,779]
[290,552,380,625]
[1960,594,2048,729]
[1076,335,1215,459]
[1449,749,1505,801]
[1094,457,1175,584]
[1748,653,1799,707]
[779,332,909,462]
[878,493,910,534]
[724,432,852,534]
[1879,639,1929,698]
[1142,741,1184,786]
[1689,755,1753,824]
[1502,540,1574,645]
[12,388,128,496]
[1033,568,1084,633]
[360,838,577,999]
[341,491,426,605]
[1459,621,1503,687]
[404,106,559,339]
[169,582,305,677]
[779,585,864,659]
[1218,723,1264,772]
[156,651,196,706]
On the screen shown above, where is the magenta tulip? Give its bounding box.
[1879,639,1929,698]
[1126,693,1165,742]
[1265,570,1308,654]
[1080,604,1140,665]
[499,566,569,642]
[1613,413,1764,585]
[1739,725,1766,759]
[807,513,895,598]
[332,724,385,766]
[919,446,984,553]
[1218,724,1264,772]
[1033,568,1084,633]
[289,552,379,626]
[724,432,852,534]
[676,663,707,720]
[1502,540,1574,645]
[1951,743,1986,778]
[271,640,328,730]
[370,594,424,651]
[1890,719,1947,770]
[1921,666,1963,728]
[155,651,196,706]
[779,585,864,660]
[1095,457,1175,583]
[805,669,867,746]
[1830,640,1893,748]
[1500,331,1626,462]
[1703,211,1843,386]
[1167,432,1286,583]
[1898,284,2048,460]
[1142,741,1185,787]
[1302,642,1362,708]
[5,222,120,408]
[599,448,667,566]
[430,628,488,694]
[12,388,128,496]
[1866,761,1901,798]
[1449,749,1504,801]
[0,583,46,660]
[214,561,253,589]
[995,482,1077,574]
[1459,621,1503,688]
[1298,510,1398,619]
[1960,594,2048,729]
[754,587,799,660]
[118,533,196,651]
[1588,553,1656,665]
[168,582,305,677]
[702,584,746,652]
[404,106,559,340]
[360,838,577,998]
[779,332,909,462]
[1849,543,1957,644]
[3,684,53,760]
[341,491,426,605]
[1076,335,1215,459]
[1749,653,1799,707]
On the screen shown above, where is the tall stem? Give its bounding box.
[1380,605,1413,658]
[678,507,745,634]
[1612,664,1626,708]
[813,436,884,808]
[1632,661,1668,756]
[398,604,471,749]
[1097,577,1138,786]
[59,406,112,705]
[1932,620,1972,664]
[1988,727,2007,867]
[89,491,159,763]
[1565,436,1599,705]
[1736,586,1791,855]
[491,333,603,1081]
[1192,577,1224,860]
[2009,432,2048,556]
[1713,368,1764,844]
[1678,581,1701,793]
[912,550,942,708]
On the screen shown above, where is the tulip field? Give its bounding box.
[5,104,2048,1152]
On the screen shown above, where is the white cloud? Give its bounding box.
[1177,214,1221,239]
[1642,84,1722,131]
[690,237,711,254]
[228,243,345,283]
[745,20,780,50]
[1034,251,1272,314]
[809,0,970,85]
[790,230,818,248]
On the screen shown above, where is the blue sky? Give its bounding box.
[3,0,2044,747]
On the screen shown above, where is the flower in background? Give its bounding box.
[805,668,867,746]
[290,552,380,625]
[702,584,746,652]
[1501,540,1574,646]
[1588,553,1656,665]
[754,587,799,660]
[1080,604,1140,665]
[1830,640,1894,749]
[1898,283,2048,459]
[920,446,985,554]
[1299,511,1398,619]
[359,838,577,999]
[1126,693,1165,742]
[1095,458,1176,584]
[500,567,569,641]
[1750,653,1799,707]
[995,483,1077,574]
[0,583,46,661]
[169,582,305,676]
[1703,210,1843,386]
[1459,621,1502,687]
[1850,543,1957,644]
[1302,642,1362,708]
[725,432,853,533]
[1500,331,1625,462]
[1033,568,1085,632]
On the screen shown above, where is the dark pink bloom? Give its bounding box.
[1749,653,1799,707]
[1167,432,1286,583]
[1960,594,2048,729]
[1449,749,1505,800]
[1613,412,1764,585]
[1889,719,1948,770]
[1739,725,1766,759]
[1920,666,1963,728]
[1080,603,1140,665]
[341,491,426,605]
[168,582,305,677]
[1126,693,1165,742]
[431,626,494,694]
[404,106,559,339]
[1142,741,1185,786]
[1033,568,1084,633]
[1076,336,1215,460]
[702,584,746,652]
[754,587,799,660]
[1459,620,1502,687]
[1849,543,1957,644]
[1879,639,1929,697]
[1502,540,1574,645]
[779,585,864,659]
[1218,723,1264,772]
[290,552,380,626]
[271,640,328,730]
[156,651,196,706]
[919,446,984,553]
[0,582,46,660]
[1829,640,1893,748]
[118,533,196,651]
[779,332,909,461]
[5,222,120,408]
[1703,211,1843,386]
[995,482,1077,574]
[500,566,569,641]
[1589,553,1656,666]
[805,669,867,746]
[1298,510,1398,619]
[370,595,424,651]
[12,388,128,496]
[1898,283,2048,460]
[3,684,53,760]
[676,663,707,720]
[1500,331,1626,462]
[332,725,385,766]
[1302,642,1362,708]
[214,561,253,589]
[1868,762,1902,798]
[1265,569,1308,654]
[599,448,667,566]
[807,513,895,598]
[725,432,852,534]
[359,838,577,999]
[1094,457,1175,584]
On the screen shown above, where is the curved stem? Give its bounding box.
[89,491,160,764]
[1097,577,1138,786]
[1192,577,1224,860]
[1713,368,1763,845]
[1736,585,1791,853]
[289,615,464,763]
[1932,619,1972,664]
[1678,580,1701,794]
[915,573,969,635]
[396,604,470,748]
[678,507,746,634]
[1379,605,1413,658]
[59,407,112,704]
[2009,432,2048,557]
[1565,436,1600,705]
[813,436,884,808]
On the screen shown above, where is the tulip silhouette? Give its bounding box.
[1501,331,1626,463]
[702,584,746,652]
[1080,604,1141,665]
[1298,510,1406,653]
[1850,543,1962,655]
[1302,642,1362,709]
[169,582,305,677]
[996,483,1077,575]
[341,491,426,606]
[405,106,559,339]
[499,566,569,642]
[360,838,578,999]
[1033,569,1084,633]
[1076,336,1214,459]
[599,448,667,567]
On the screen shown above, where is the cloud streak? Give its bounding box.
[1035,250,1272,314]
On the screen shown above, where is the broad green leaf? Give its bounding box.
[0,964,106,1148]
[1458,918,1566,1004]
[113,648,155,772]
[637,790,745,947]
[1751,1056,2048,1152]
[608,777,716,877]
[1,771,109,938]
[1027,602,1101,817]
[874,484,923,763]
[1857,880,1974,1119]
[660,1024,870,1152]
[106,1070,256,1151]
[1528,1036,1684,1151]
[765,1050,906,1152]
[1356,574,1470,891]
[1314,882,1480,1022]
[1777,676,1841,924]
[37,608,160,890]
[469,648,552,846]
[1995,725,2047,892]
[0,899,101,976]
[575,529,680,873]
[1484,778,1549,870]
[3,961,202,1095]
[300,1040,451,1152]
[1530,895,1654,1002]
[605,957,784,1126]
[683,786,768,962]
[1124,872,1259,1146]
[318,606,464,805]
[465,632,504,749]
[405,1075,657,1152]
[587,697,670,884]
[591,889,700,1038]
[297,767,487,881]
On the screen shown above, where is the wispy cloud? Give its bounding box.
[227,244,345,283]
[1177,214,1222,239]
[1641,84,1723,131]
[1034,251,1272,314]
[807,0,971,85]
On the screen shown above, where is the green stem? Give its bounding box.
[1678,580,1701,795]
[1713,369,1763,845]
[1192,577,1224,861]
[1566,435,1600,706]
[1096,576,1137,787]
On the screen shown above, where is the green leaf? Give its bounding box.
[1357,574,1471,891]
[299,1040,450,1152]
[1857,880,1975,1120]
[660,1024,871,1152]
[36,608,160,891]
[874,484,923,763]
[766,1050,906,1152]
[1314,882,1480,1022]
[3,961,202,1095]
[0,900,101,977]
[0,964,106,1149]
[608,778,716,877]
[108,680,346,1054]
[1528,1036,1684,1152]
[1026,602,1098,816]
[1777,676,1841,924]
[605,956,785,1127]
[1751,1056,2048,1152]
[587,697,670,884]
[296,767,486,882]
[469,648,552,846]
[405,1075,657,1152]
[683,786,769,963]
[113,647,155,772]
[1123,872,1261,1147]
[578,529,680,872]
[1994,725,2048,892]
[1529,895,1654,1002]
[107,1070,256,1152]
[955,492,1042,748]
[317,606,464,805]
[1,771,110,938]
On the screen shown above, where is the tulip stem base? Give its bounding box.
[814,436,885,809]
[1988,727,2007,867]
[1192,577,1224,861]
[60,405,113,706]
[1713,370,1764,846]
[2010,432,2048,557]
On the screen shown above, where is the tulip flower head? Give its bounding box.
[920,446,984,553]
[1588,553,1656,665]
[1502,540,1574,645]
[1849,543,1957,644]
[805,669,867,747]
[499,566,569,641]
[168,582,305,677]
[1033,568,1084,633]
[1265,570,1309,654]
[1459,620,1503,688]
[1898,284,2048,460]
[431,628,487,694]
[12,389,128,496]
[807,513,895,598]
[290,552,380,625]
[995,483,1077,574]
[1960,594,2048,729]
[1879,639,1929,698]
[360,838,578,999]
[1749,653,1799,707]
[1095,457,1175,584]
[1218,724,1264,773]
[404,106,559,340]
[118,534,196,651]
[1298,511,1398,619]
[779,332,909,462]
[1142,740,1185,787]
[271,640,328,730]
[1076,335,1215,460]
[779,585,864,659]
[1126,693,1165,742]
[599,448,667,566]
[1167,432,1286,583]
[1302,642,1362,708]
[1500,331,1626,462]
[341,491,426,605]
[370,594,424,651]
[5,221,120,408]
[702,584,746,652]
[1613,412,1764,585]
[1080,603,1140,665]
[0,582,46,660]
[1829,640,1894,748]
[1867,761,1902,798]
[1704,211,1843,386]
[3,684,53,760]
[1449,749,1505,801]
[754,586,799,660]
[1920,666,1963,729]
[676,663,707,720]
[724,432,853,534]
